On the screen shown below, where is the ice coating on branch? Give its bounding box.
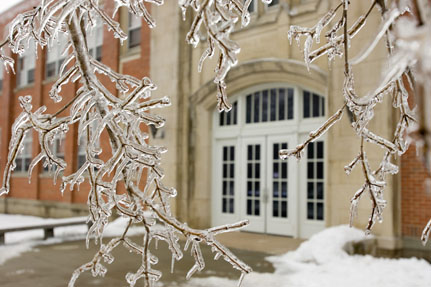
[284,0,427,239]
[180,0,270,112]
[0,1,252,286]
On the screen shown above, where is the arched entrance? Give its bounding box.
[212,84,326,238]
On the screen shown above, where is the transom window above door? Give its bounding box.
[217,86,325,128]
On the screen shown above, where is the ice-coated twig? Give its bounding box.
[0,1,252,286]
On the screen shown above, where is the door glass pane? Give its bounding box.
[272,142,288,218]
[246,144,261,216]
[219,101,238,126]
[222,145,235,214]
[306,142,324,220]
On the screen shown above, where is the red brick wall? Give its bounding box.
[0,2,150,208]
[401,144,431,238]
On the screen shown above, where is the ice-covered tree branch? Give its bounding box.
[283,0,431,242]
[0,1,253,286]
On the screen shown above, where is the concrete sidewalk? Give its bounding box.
[0,232,302,287]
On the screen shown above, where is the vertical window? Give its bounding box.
[16,132,32,172]
[303,90,325,118]
[128,13,141,49]
[306,141,324,221]
[222,146,235,213]
[43,136,65,172]
[219,101,238,126]
[246,144,261,216]
[46,34,67,79]
[17,40,36,87]
[272,142,288,218]
[88,20,103,61]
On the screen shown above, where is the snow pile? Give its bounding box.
[187,225,431,287]
[0,214,148,265]
[270,225,366,266]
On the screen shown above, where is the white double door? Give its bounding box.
[214,134,298,236]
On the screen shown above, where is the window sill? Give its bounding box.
[11,172,30,178]
[43,76,59,85]
[121,46,141,61]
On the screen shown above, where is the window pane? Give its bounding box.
[281,182,287,198]
[273,201,279,217]
[317,142,324,159]
[307,142,314,159]
[317,182,324,199]
[270,89,277,121]
[223,164,228,178]
[262,90,268,122]
[303,91,310,118]
[273,182,279,197]
[278,89,285,120]
[229,198,234,213]
[317,162,324,179]
[317,203,324,220]
[287,88,294,119]
[253,92,260,123]
[307,182,314,199]
[233,101,238,125]
[254,200,260,216]
[247,199,252,215]
[281,162,287,178]
[307,162,314,179]
[230,146,235,161]
[321,96,325,116]
[313,94,320,117]
[248,0,256,12]
[246,94,252,123]
[281,201,287,218]
[307,202,314,219]
[219,112,224,126]
[255,145,260,160]
[128,28,141,49]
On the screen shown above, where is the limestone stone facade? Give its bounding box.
[150,0,408,250]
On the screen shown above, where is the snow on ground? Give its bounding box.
[187,226,431,287]
[0,214,147,265]
[1,215,430,287]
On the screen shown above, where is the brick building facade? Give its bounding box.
[0,0,151,217]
